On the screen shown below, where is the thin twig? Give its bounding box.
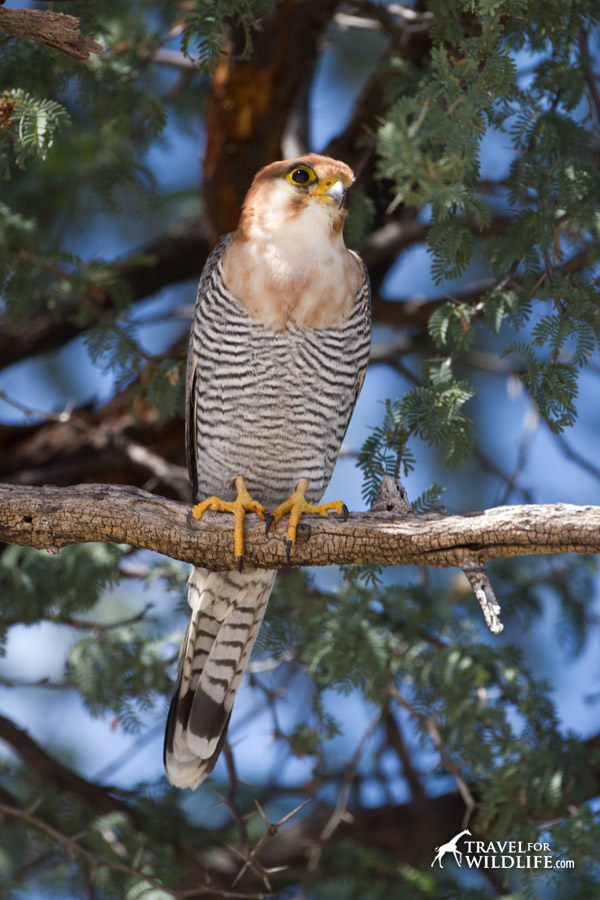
[553,431,600,482]
[222,742,250,853]
[309,709,384,870]
[0,677,70,690]
[229,798,310,889]
[389,685,477,827]
[0,802,180,897]
[578,30,600,125]
[382,709,428,805]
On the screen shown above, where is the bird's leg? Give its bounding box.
[265,478,348,562]
[192,475,267,572]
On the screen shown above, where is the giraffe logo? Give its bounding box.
[431,829,471,867]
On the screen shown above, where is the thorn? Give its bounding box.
[286,539,293,563]
[341,503,349,522]
[237,555,244,573]
[265,512,275,536]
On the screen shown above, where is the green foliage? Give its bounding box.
[411,482,447,514]
[344,186,376,251]
[0,89,70,176]
[1,1,600,898]
[1,1,172,417]
[358,366,473,504]
[490,555,598,656]
[180,0,274,71]
[0,201,37,298]
[300,587,392,699]
[67,626,172,731]
[377,23,507,279]
[0,543,127,629]
[141,358,186,422]
[358,398,416,506]
[501,342,579,432]
[377,0,600,435]
[306,841,487,900]
[428,301,476,350]
[85,321,146,392]
[260,559,600,898]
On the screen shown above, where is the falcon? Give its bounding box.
[164,154,372,789]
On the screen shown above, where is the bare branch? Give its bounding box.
[460,559,503,635]
[578,30,600,125]
[0,713,138,822]
[310,710,384,870]
[1,482,599,573]
[389,686,477,826]
[0,801,180,897]
[229,798,311,890]
[0,800,271,899]
[2,700,600,888]
[0,8,102,62]
[0,217,208,372]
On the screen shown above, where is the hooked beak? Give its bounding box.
[312,178,346,209]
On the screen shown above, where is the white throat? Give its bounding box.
[246,181,344,284]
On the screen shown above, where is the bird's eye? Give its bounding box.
[291,168,310,184]
[286,166,316,186]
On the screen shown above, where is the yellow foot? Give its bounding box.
[265,479,348,562]
[192,475,266,572]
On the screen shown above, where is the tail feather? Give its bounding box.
[164,566,276,789]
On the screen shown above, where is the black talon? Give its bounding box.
[341,503,349,522]
[286,539,293,563]
[265,512,275,536]
[237,555,244,573]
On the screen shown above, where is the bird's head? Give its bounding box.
[223,154,362,329]
[238,154,355,243]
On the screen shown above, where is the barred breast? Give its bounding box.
[187,234,371,509]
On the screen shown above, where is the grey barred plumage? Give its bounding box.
[164,154,371,789]
[165,566,275,787]
[188,249,370,508]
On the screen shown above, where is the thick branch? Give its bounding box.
[0,713,139,823]
[0,383,188,497]
[1,482,599,570]
[0,7,102,62]
[0,218,209,372]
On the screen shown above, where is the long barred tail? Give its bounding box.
[164,566,276,790]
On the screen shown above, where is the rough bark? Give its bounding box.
[0,8,102,62]
[1,482,599,570]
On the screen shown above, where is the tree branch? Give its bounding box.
[0,7,102,62]
[0,713,137,823]
[0,218,209,372]
[1,482,599,571]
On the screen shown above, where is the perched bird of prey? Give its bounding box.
[164,154,372,789]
